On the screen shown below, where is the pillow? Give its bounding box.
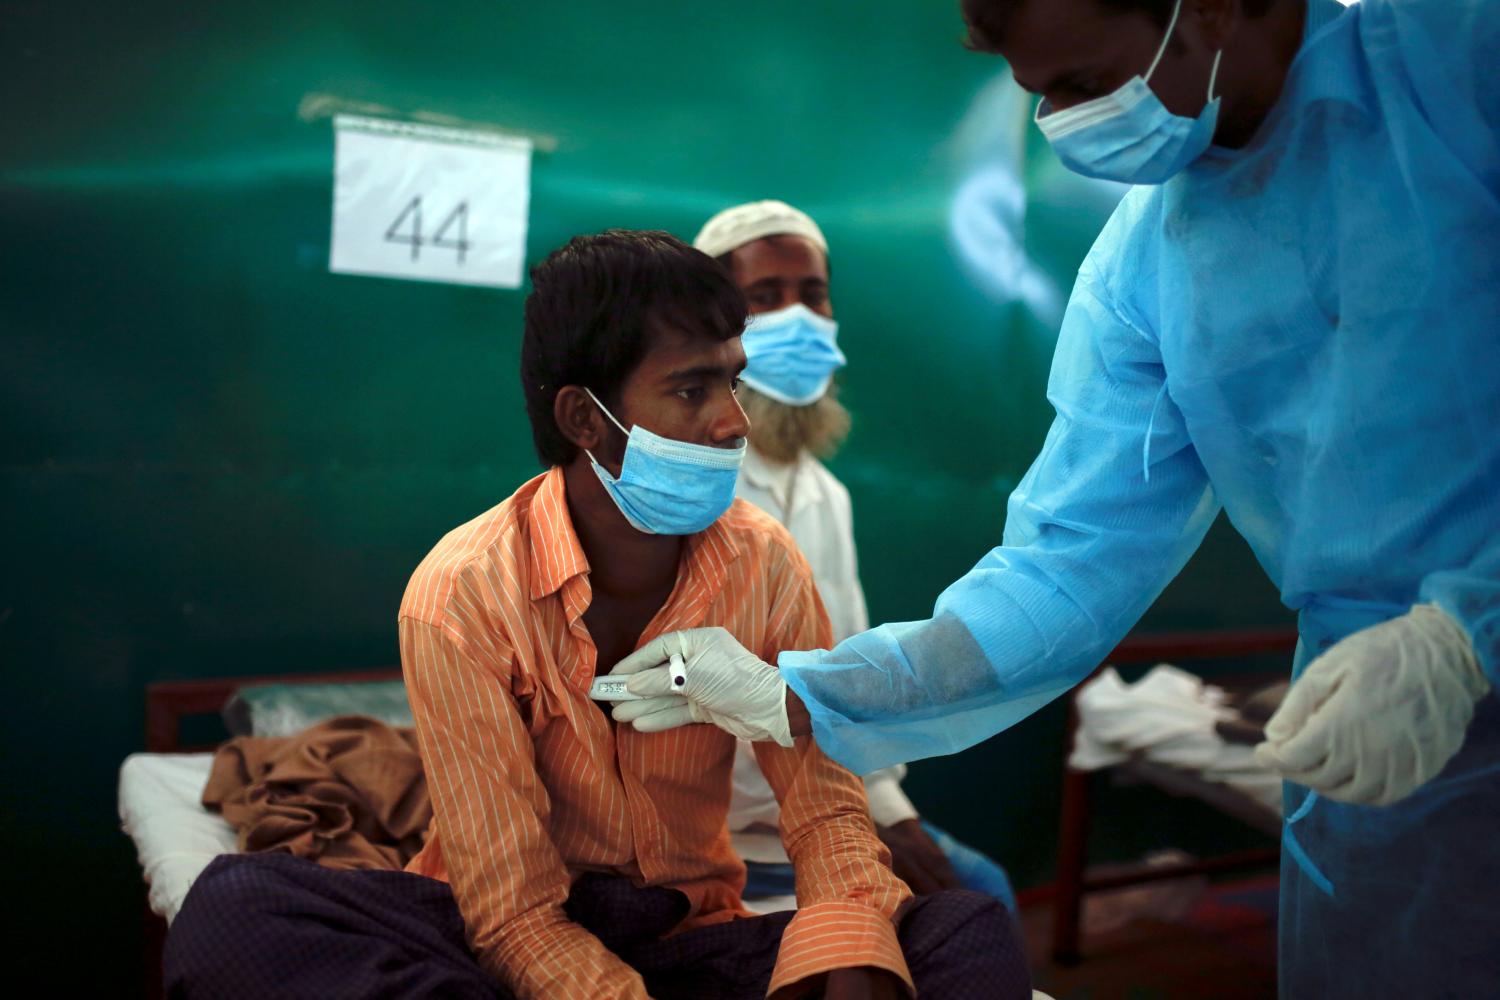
[223,680,412,738]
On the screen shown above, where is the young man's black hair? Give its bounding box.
[520,229,748,467]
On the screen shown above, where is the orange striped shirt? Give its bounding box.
[398,466,913,999]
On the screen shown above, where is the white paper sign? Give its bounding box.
[329,114,532,288]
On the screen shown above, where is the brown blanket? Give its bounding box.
[202,715,431,870]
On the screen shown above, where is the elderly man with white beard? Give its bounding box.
[693,200,1017,910]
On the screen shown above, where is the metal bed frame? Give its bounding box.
[138,667,402,999]
[1048,627,1298,965]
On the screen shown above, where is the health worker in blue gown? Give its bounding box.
[612,0,1500,994]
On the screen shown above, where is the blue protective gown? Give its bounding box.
[780,0,1500,993]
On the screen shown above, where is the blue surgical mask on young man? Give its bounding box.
[740,304,846,406]
[582,387,745,535]
[1033,0,1223,185]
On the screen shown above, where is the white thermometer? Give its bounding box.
[588,676,642,701]
[589,652,688,701]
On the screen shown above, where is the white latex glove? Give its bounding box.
[608,627,793,746]
[1254,604,1488,806]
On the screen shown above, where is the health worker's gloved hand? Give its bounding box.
[1254,604,1489,806]
[608,627,793,746]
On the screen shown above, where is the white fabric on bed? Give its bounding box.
[118,752,237,923]
[118,751,803,923]
[1069,665,1283,814]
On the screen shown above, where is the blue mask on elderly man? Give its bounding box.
[740,304,846,406]
[583,388,745,535]
[1033,0,1223,185]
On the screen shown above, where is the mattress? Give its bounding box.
[119,751,800,923]
[118,752,237,923]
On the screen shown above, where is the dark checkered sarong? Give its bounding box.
[165,853,1029,998]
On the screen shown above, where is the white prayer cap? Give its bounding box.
[692,200,828,260]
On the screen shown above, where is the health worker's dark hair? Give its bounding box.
[520,229,747,467]
[960,0,1277,54]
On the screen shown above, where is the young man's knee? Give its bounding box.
[165,858,293,997]
[178,855,308,921]
[166,854,329,978]
[176,858,263,924]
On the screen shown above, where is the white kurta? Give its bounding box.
[730,446,915,863]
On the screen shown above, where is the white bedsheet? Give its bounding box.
[118,753,237,924]
[1069,665,1283,814]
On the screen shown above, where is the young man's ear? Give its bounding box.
[554,386,607,452]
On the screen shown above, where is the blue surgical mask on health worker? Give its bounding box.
[740,304,846,406]
[582,388,745,535]
[1033,0,1223,185]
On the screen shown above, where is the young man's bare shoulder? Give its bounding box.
[399,471,550,628]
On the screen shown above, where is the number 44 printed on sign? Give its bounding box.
[329,114,532,289]
[384,197,470,265]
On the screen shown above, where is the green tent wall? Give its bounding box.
[1,2,1289,990]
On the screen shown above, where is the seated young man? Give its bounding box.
[164,230,1027,1000]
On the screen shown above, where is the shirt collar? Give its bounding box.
[526,466,591,602]
[682,513,742,585]
[525,464,744,609]
[636,513,740,641]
